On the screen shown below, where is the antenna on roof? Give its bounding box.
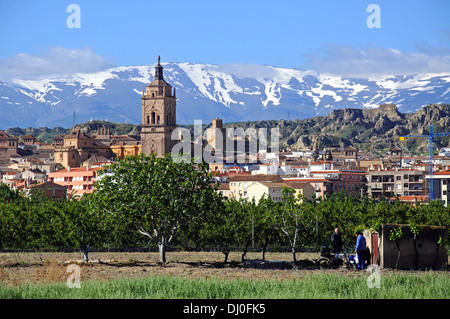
[73,111,77,129]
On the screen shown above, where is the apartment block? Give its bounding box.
[367,168,426,199]
[48,166,104,197]
[428,170,450,206]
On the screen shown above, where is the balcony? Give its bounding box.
[382,176,395,183]
[370,183,382,190]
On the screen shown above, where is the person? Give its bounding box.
[330,228,343,258]
[354,231,366,270]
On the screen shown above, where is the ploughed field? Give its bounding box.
[1,250,447,286]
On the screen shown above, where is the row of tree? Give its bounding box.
[0,154,448,265]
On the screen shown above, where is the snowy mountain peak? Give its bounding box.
[0,62,449,129]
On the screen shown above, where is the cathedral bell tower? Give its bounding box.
[141,56,178,157]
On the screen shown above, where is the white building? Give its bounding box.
[427,170,450,207]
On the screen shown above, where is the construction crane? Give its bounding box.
[399,124,450,200]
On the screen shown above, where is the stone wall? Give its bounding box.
[376,224,447,270]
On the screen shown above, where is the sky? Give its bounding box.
[0,0,449,80]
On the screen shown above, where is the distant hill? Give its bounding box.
[4,104,449,155]
[4,120,138,144]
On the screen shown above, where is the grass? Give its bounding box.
[0,271,448,299]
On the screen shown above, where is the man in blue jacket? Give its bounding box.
[354,231,366,270]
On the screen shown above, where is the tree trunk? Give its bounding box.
[241,237,251,262]
[81,245,90,263]
[292,220,298,264]
[262,243,267,261]
[222,249,230,263]
[158,235,167,266]
[291,245,297,264]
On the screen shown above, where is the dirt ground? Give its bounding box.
[0,250,447,286]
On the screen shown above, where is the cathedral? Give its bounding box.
[140,56,178,157]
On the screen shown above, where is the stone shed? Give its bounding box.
[364,224,447,270]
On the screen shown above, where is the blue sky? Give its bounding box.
[0,0,449,79]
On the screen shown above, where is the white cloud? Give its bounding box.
[0,46,115,81]
[304,43,450,79]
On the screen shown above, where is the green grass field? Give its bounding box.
[1,271,448,299]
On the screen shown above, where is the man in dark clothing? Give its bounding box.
[330,228,343,258]
[354,231,367,270]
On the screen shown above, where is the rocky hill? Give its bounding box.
[224,103,450,155]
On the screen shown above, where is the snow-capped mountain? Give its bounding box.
[0,62,449,129]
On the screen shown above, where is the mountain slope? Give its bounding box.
[225,104,450,154]
[0,62,449,129]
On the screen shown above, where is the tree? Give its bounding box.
[255,196,280,260]
[277,187,303,263]
[61,194,109,262]
[92,153,222,266]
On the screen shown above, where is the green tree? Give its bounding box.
[92,153,222,266]
[277,187,303,263]
[255,196,280,260]
[60,195,109,262]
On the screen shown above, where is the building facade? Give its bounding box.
[429,170,450,206]
[0,131,18,163]
[48,166,104,197]
[367,168,426,199]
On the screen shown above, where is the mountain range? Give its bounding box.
[0,61,449,129]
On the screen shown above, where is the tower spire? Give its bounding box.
[154,55,164,81]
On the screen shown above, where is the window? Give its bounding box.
[443,180,447,185]
[396,176,401,181]
[444,191,447,195]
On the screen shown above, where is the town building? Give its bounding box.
[47,166,104,197]
[367,168,426,199]
[0,131,18,163]
[228,175,284,200]
[54,130,115,168]
[428,170,450,207]
[21,135,38,147]
[24,181,68,200]
[110,135,141,159]
[281,181,315,201]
